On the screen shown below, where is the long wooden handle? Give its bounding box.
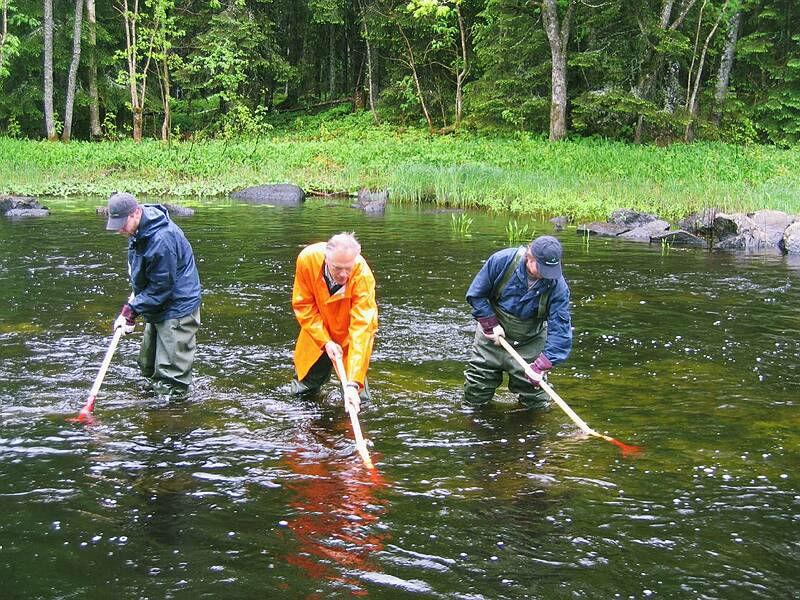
[73,293,136,420]
[333,355,375,470]
[87,325,125,399]
[496,336,608,440]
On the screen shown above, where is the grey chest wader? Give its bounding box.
[463,247,551,408]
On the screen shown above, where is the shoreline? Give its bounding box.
[2,128,799,221]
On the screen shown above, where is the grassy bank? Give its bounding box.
[3,110,799,220]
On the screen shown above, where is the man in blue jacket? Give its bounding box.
[106,192,202,400]
[464,235,572,408]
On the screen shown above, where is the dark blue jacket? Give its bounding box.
[128,205,201,322]
[466,247,572,364]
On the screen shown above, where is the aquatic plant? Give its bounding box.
[450,212,473,237]
[506,219,532,244]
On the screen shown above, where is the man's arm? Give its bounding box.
[345,268,378,386]
[543,278,572,365]
[129,237,176,316]
[291,255,331,348]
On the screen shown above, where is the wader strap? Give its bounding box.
[491,245,552,320]
[491,246,526,303]
[537,289,550,320]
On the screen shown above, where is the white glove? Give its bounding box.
[113,314,135,335]
[489,324,506,345]
[344,383,361,414]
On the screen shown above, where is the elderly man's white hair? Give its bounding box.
[325,232,361,255]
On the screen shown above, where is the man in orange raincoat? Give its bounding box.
[291,232,378,413]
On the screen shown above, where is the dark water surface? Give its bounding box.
[1,198,798,599]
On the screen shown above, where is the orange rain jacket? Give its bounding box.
[292,242,378,385]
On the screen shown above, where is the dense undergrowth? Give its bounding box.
[3,109,799,220]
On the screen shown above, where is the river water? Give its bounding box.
[1,198,798,599]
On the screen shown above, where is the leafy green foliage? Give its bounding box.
[0,0,798,148]
[2,107,799,219]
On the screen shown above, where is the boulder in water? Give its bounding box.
[0,196,50,218]
[782,222,800,255]
[618,219,670,241]
[576,222,630,237]
[650,230,707,247]
[352,188,388,213]
[231,184,305,207]
[96,203,195,217]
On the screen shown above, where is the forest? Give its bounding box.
[1,0,798,146]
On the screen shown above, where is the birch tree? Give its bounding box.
[684,0,728,140]
[86,0,101,138]
[117,0,158,141]
[407,0,471,130]
[43,0,56,140]
[0,0,21,80]
[61,0,84,141]
[713,7,741,123]
[357,0,379,122]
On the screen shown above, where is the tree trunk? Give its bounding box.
[160,57,170,141]
[120,0,156,142]
[684,0,727,141]
[541,0,575,141]
[1,0,8,75]
[633,0,697,143]
[43,0,57,140]
[62,0,84,142]
[328,24,336,99]
[454,4,468,130]
[713,10,741,124]
[663,60,681,112]
[397,23,434,133]
[86,0,101,138]
[358,0,378,123]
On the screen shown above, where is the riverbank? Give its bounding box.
[2,110,799,220]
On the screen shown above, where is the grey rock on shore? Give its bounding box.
[578,207,800,255]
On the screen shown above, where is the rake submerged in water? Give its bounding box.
[332,355,375,470]
[68,326,126,424]
[497,337,641,457]
[69,293,135,424]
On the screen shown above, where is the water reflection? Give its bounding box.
[280,401,389,595]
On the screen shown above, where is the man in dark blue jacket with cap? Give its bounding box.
[464,235,572,408]
[106,192,202,400]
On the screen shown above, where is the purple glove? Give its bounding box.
[477,315,499,336]
[121,303,136,325]
[113,303,137,334]
[526,353,553,387]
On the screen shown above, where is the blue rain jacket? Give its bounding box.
[128,205,201,322]
[466,247,572,364]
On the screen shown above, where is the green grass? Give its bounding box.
[2,109,799,220]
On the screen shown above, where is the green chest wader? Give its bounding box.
[491,247,550,345]
[463,247,551,407]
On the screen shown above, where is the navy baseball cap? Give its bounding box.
[530,235,563,279]
[105,192,139,230]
